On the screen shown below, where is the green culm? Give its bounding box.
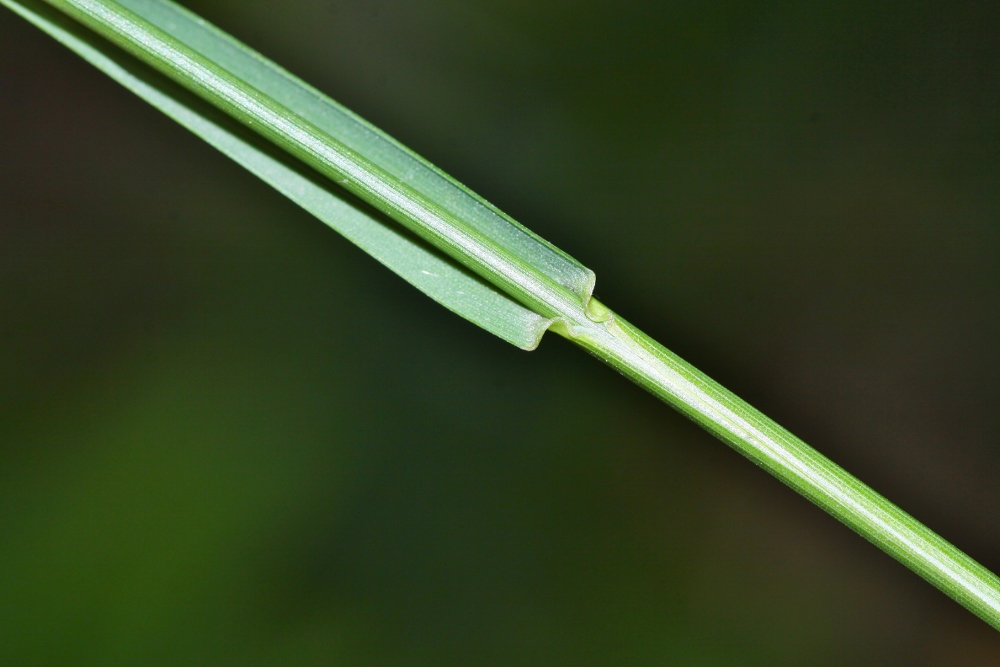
[5,0,1000,631]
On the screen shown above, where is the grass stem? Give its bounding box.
[16,0,1000,630]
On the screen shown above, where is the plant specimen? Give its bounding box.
[5,0,999,635]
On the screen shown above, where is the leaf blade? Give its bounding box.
[36,0,597,328]
[3,0,553,349]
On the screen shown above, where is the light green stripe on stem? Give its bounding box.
[568,313,1000,628]
[35,0,1000,630]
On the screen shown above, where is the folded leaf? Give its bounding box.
[3,0,554,349]
[35,0,601,329]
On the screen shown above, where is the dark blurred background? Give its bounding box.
[2,0,999,664]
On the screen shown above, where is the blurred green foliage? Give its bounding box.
[1,1,998,663]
